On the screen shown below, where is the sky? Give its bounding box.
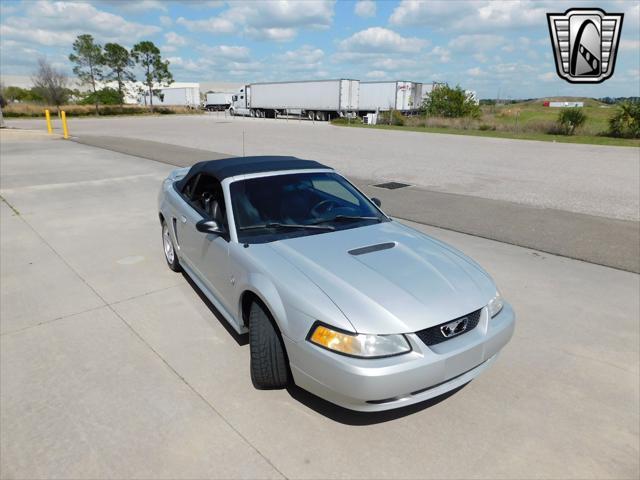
[0,0,638,99]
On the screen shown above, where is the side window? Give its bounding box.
[312,178,359,206]
[181,174,200,201]
[189,174,229,230]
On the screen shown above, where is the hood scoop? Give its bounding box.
[348,242,396,256]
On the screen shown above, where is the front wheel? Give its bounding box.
[162,220,181,272]
[249,302,290,389]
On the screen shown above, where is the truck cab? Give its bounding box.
[230,87,252,117]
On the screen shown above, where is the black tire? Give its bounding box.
[161,220,181,272]
[249,302,289,389]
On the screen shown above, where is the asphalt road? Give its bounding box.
[8,114,640,221]
[1,131,638,479]
[71,134,639,273]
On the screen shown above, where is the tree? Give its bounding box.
[79,87,123,106]
[69,34,103,114]
[557,108,586,135]
[103,42,135,106]
[131,41,173,111]
[31,58,69,109]
[421,84,481,118]
[608,101,640,139]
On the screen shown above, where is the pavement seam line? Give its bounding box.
[0,195,20,215]
[0,284,182,338]
[7,210,288,480]
[0,304,106,337]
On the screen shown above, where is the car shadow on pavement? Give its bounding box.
[286,383,468,425]
[181,272,249,346]
[181,272,468,424]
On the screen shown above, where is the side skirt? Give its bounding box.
[180,261,248,334]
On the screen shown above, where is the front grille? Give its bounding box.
[415,309,482,346]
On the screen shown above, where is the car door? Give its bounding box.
[177,174,235,314]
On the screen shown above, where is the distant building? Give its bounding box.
[543,101,584,107]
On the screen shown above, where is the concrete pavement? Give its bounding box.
[67,134,640,272]
[8,114,639,221]
[1,132,638,479]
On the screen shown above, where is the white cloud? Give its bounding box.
[176,15,235,34]
[276,45,325,72]
[159,16,173,27]
[164,32,187,46]
[339,27,426,53]
[184,1,225,8]
[538,72,557,82]
[366,70,387,78]
[466,67,486,77]
[354,0,376,18]
[199,45,251,60]
[390,0,464,27]
[0,1,160,47]
[176,0,334,41]
[390,0,551,31]
[278,45,324,64]
[429,46,451,63]
[167,56,207,72]
[246,27,297,42]
[97,0,168,13]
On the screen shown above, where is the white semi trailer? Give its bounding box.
[358,81,423,113]
[204,92,233,111]
[229,79,359,120]
[141,82,200,108]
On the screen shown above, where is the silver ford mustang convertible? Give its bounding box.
[158,156,515,412]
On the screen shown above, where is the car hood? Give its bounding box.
[267,221,497,334]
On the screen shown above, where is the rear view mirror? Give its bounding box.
[196,219,224,235]
[371,197,382,208]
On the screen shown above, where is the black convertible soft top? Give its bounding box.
[175,156,331,190]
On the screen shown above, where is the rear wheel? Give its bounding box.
[249,301,289,389]
[162,220,181,272]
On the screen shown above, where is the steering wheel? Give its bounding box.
[310,199,338,218]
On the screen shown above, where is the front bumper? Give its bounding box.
[284,303,515,412]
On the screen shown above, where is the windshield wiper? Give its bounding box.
[311,215,382,225]
[239,222,335,232]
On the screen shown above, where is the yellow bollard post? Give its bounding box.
[61,110,69,139]
[45,109,53,134]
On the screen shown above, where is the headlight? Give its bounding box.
[308,324,411,358]
[488,291,504,318]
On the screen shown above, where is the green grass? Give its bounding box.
[336,98,638,147]
[334,123,639,147]
[489,101,614,134]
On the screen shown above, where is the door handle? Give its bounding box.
[180,216,187,224]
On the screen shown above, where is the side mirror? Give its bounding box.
[196,219,224,235]
[371,197,382,208]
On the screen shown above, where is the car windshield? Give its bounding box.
[230,171,387,244]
